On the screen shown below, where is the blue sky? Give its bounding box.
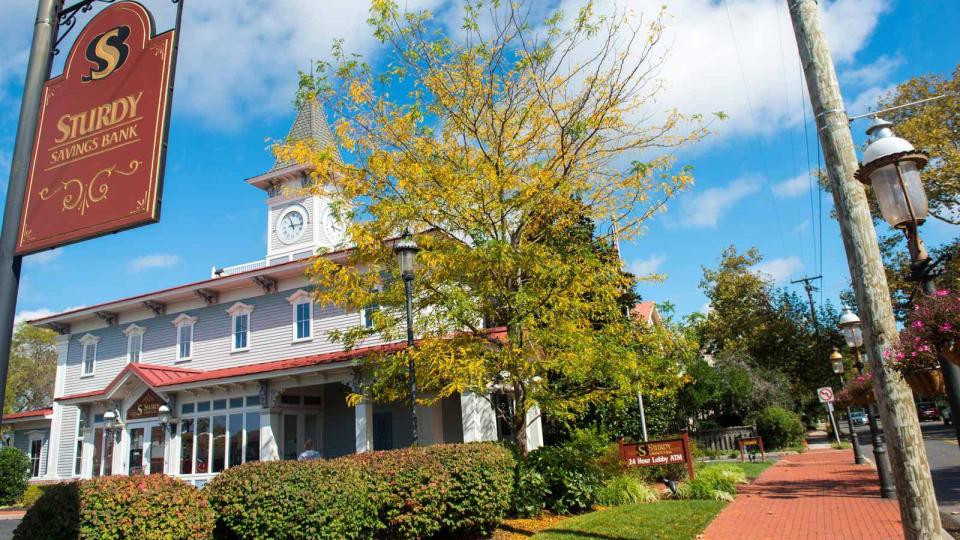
[1,0,958,322]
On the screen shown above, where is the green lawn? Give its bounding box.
[700,459,775,480]
[529,460,776,539]
[531,500,727,540]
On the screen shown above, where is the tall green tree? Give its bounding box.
[697,246,844,414]
[4,323,57,414]
[284,0,705,451]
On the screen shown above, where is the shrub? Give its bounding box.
[19,483,54,507]
[423,444,513,536]
[13,482,79,539]
[633,461,690,484]
[14,475,213,540]
[206,442,514,540]
[595,475,659,506]
[0,446,31,506]
[747,406,805,449]
[525,429,611,514]
[677,464,747,502]
[510,460,548,518]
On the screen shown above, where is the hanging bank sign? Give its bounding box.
[16,1,180,255]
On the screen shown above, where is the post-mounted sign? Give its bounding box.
[817,386,835,403]
[16,1,180,255]
[618,433,695,480]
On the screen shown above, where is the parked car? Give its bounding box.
[849,411,868,426]
[917,402,941,422]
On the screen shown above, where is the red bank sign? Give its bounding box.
[17,1,178,255]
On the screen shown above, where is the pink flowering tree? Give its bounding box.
[836,373,874,408]
[891,289,960,373]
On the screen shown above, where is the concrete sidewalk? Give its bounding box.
[702,449,904,539]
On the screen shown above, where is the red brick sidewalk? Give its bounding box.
[701,449,903,540]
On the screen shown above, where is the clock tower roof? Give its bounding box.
[270,97,339,171]
[246,98,339,191]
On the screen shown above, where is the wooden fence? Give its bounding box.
[692,425,757,452]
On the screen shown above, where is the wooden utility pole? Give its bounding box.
[790,275,822,330]
[787,1,943,538]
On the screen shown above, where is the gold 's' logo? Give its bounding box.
[81,26,130,82]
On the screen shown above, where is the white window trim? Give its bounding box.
[226,302,254,352]
[286,290,313,342]
[172,314,198,362]
[360,304,380,329]
[28,433,44,478]
[123,324,146,364]
[79,334,99,377]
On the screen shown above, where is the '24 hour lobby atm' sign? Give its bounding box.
[17,1,180,255]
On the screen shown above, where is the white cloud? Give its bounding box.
[773,173,810,198]
[546,0,887,142]
[841,55,903,88]
[24,248,63,267]
[752,256,803,283]
[629,254,667,276]
[0,0,886,135]
[676,177,761,228]
[793,219,811,234]
[15,305,86,324]
[129,253,181,272]
[846,84,898,119]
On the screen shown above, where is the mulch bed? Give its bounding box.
[493,513,569,539]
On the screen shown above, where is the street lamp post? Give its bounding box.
[855,118,960,446]
[395,231,420,445]
[831,348,864,465]
[839,306,896,499]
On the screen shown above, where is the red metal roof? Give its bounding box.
[3,408,53,420]
[631,301,660,326]
[56,327,508,403]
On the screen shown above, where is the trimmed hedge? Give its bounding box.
[206,442,514,540]
[0,446,31,506]
[13,475,214,540]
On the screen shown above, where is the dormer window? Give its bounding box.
[79,334,99,376]
[287,290,313,341]
[123,324,146,364]
[226,302,254,352]
[172,314,198,361]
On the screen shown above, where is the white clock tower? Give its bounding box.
[245,99,346,265]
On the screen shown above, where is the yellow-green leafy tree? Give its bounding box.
[280,0,708,451]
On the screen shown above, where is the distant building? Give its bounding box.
[2,100,541,486]
[630,301,662,326]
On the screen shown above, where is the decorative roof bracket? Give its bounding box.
[194,288,219,305]
[142,300,166,316]
[94,311,118,326]
[252,275,278,294]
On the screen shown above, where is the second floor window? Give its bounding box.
[296,303,311,340]
[80,334,99,376]
[287,290,313,341]
[173,314,198,361]
[361,304,380,329]
[226,303,254,352]
[234,314,249,350]
[124,324,145,364]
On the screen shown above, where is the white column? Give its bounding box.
[460,392,497,443]
[260,411,280,461]
[44,335,70,479]
[525,405,543,452]
[355,400,373,452]
[417,401,444,445]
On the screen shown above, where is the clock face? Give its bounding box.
[277,207,306,244]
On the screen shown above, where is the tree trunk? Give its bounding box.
[513,382,529,455]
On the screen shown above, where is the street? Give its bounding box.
[843,418,960,529]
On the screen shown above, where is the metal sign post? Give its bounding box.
[0,0,61,424]
[818,387,841,445]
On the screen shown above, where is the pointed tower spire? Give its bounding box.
[270,97,339,171]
